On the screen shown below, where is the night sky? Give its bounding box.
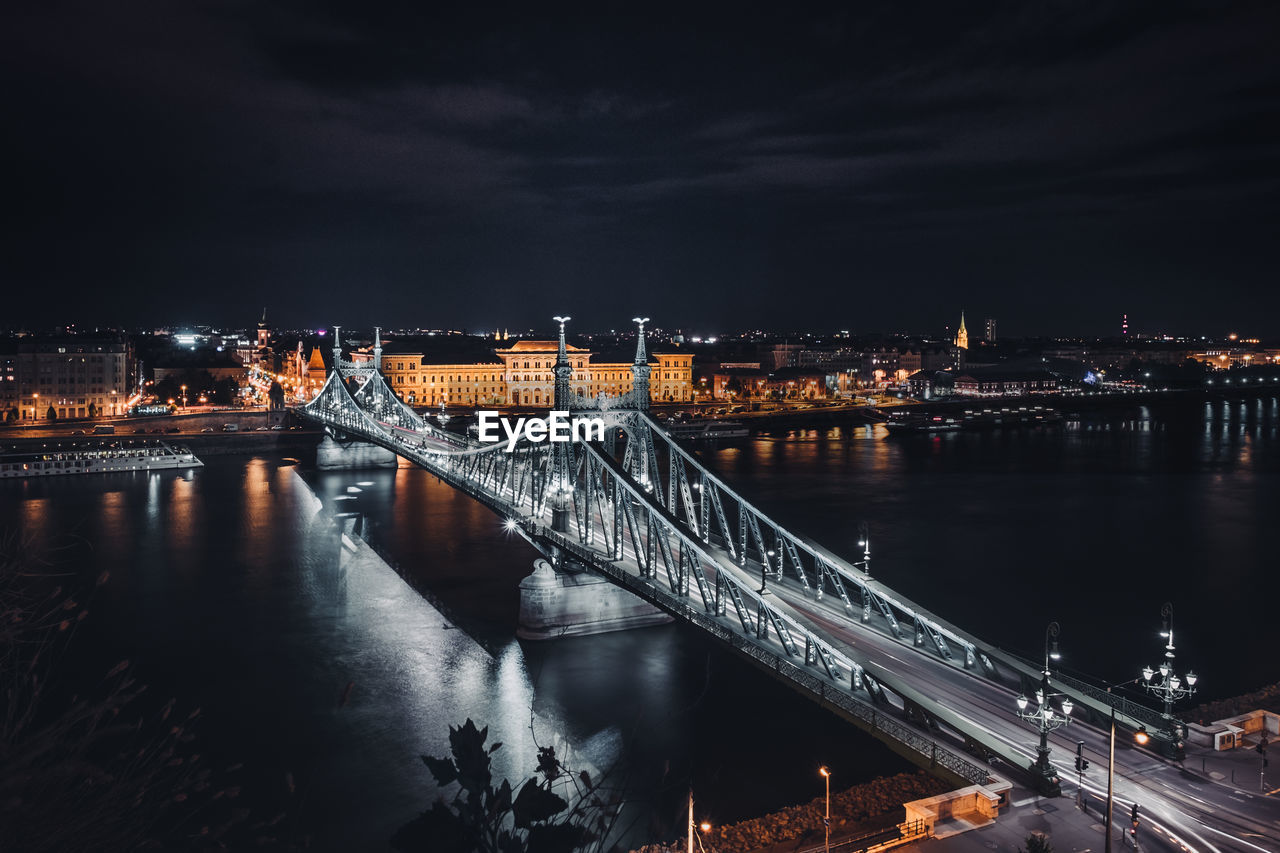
[4,2,1278,336]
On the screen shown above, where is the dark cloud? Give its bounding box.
[2,1,1278,335]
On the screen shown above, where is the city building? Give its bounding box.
[305,346,328,397]
[952,366,1059,397]
[0,341,17,420]
[1186,347,1280,369]
[8,336,133,420]
[763,367,828,399]
[369,339,694,407]
[152,351,247,384]
[905,369,954,400]
[984,318,997,343]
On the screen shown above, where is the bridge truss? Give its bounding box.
[296,330,1175,793]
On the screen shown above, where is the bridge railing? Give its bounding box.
[546,527,992,787]
[631,412,1181,739]
[635,412,978,666]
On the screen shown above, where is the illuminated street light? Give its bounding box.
[1016,622,1072,793]
[819,766,831,853]
[1140,602,1196,758]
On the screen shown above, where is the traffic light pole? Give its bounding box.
[1075,740,1087,810]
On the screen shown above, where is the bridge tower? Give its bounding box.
[630,317,651,410]
[551,315,573,533]
[372,326,383,373]
[331,326,342,376]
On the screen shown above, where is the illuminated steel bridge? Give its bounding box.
[294,320,1276,852]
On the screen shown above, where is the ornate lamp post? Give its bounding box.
[1016,622,1073,794]
[1140,602,1197,758]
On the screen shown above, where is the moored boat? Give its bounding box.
[663,419,750,440]
[0,440,204,478]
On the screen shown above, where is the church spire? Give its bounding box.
[955,311,969,350]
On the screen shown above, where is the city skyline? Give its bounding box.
[4,3,1279,335]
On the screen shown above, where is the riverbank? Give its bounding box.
[1183,680,1280,724]
[631,772,948,853]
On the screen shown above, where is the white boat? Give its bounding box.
[884,414,962,434]
[0,441,204,478]
[664,419,750,440]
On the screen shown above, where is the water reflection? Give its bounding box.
[2,398,1276,848]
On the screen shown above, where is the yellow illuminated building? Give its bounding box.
[375,340,693,407]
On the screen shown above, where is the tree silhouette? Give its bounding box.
[392,719,623,853]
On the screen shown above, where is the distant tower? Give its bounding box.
[373,326,383,372]
[1122,314,1129,337]
[955,312,969,350]
[257,308,270,349]
[984,318,997,343]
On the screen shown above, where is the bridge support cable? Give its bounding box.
[706,485,738,561]
[815,557,854,611]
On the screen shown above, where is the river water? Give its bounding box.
[3,394,1277,850]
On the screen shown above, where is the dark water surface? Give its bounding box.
[3,395,1276,849]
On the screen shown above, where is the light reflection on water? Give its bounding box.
[2,394,1276,849]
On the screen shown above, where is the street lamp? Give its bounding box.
[1140,602,1197,757]
[1016,622,1072,793]
[819,765,831,853]
[856,521,870,576]
[180,384,188,410]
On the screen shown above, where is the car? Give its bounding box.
[255,426,269,431]
[221,424,239,432]
[201,427,214,432]
[270,425,284,430]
